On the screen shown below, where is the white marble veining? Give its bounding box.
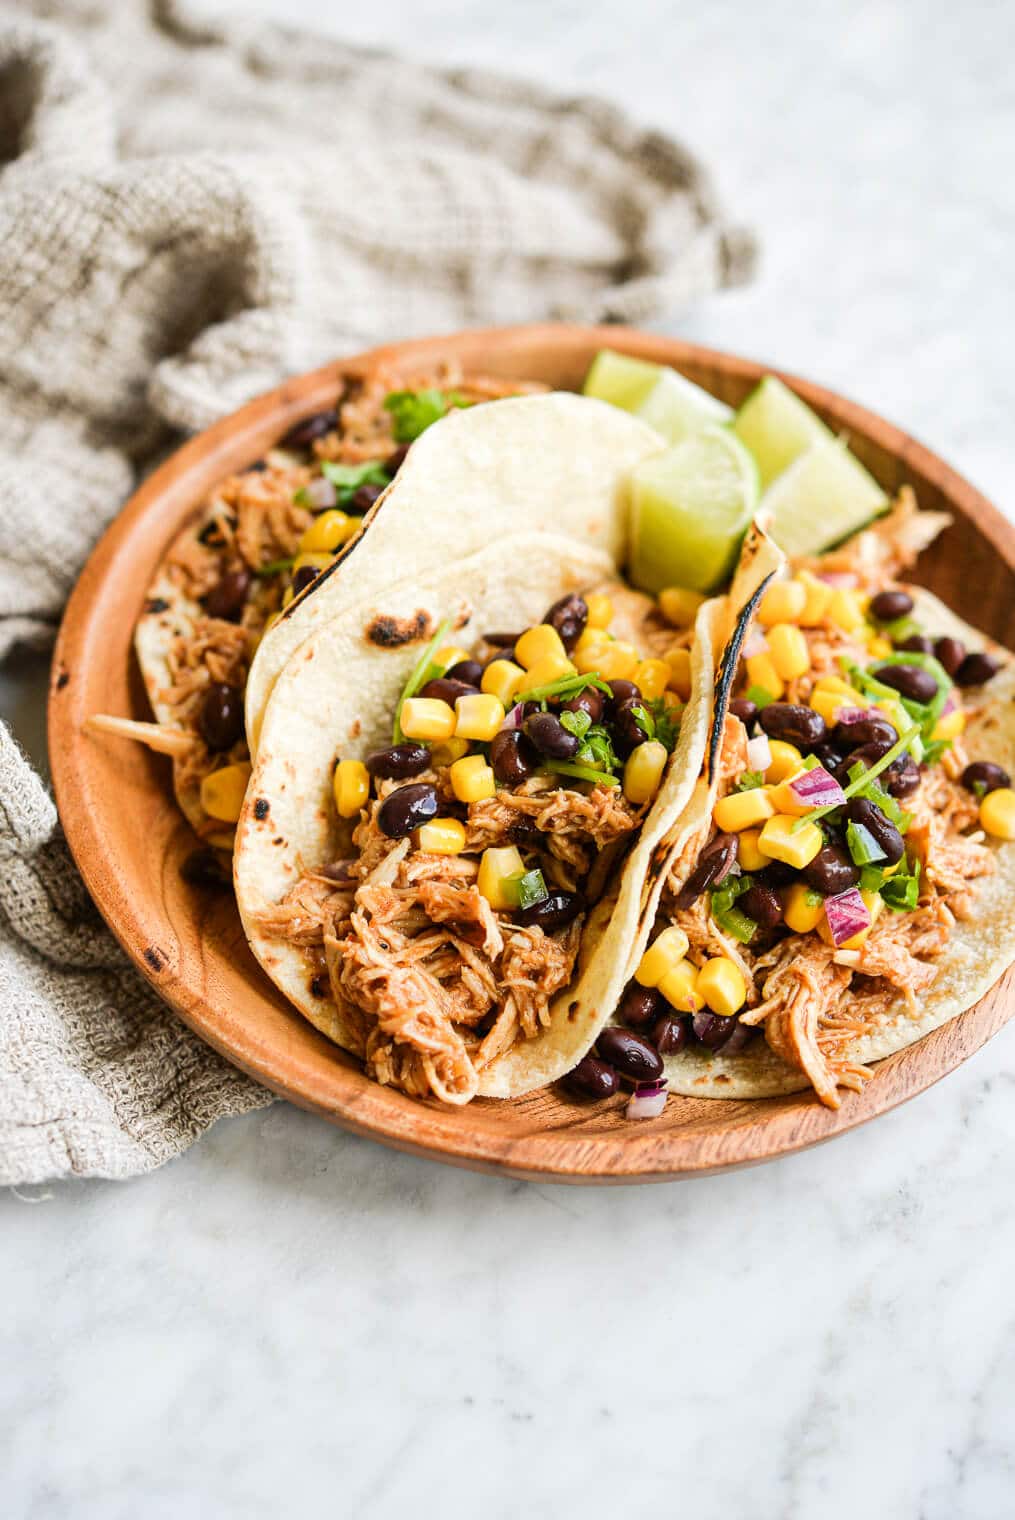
[3,1,1014,1516]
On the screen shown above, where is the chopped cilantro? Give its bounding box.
[254,556,295,578]
[881,858,921,912]
[745,683,777,709]
[318,459,390,508]
[543,758,620,788]
[646,697,680,752]
[972,778,988,800]
[846,819,886,866]
[521,672,612,705]
[736,771,764,792]
[710,874,757,944]
[560,709,592,740]
[859,864,886,893]
[576,725,619,774]
[383,389,470,443]
[505,868,549,910]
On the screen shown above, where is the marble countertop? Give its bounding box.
[3,1,1014,1516]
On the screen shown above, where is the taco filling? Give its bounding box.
[247,592,685,1104]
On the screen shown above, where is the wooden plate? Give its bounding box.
[50,324,1015,1182]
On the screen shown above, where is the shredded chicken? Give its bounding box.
[794,486,951,587]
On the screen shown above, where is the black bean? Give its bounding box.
[596,1027,664,1082]
[961,760,1010,796]
[419,676,477,705]
[759,702,827,749]
[524,712,579,761]
[674,832,738,908]
[872,664,939,704]
[445,660,483,687]
[484,630,521,647]
[291,564,320,596]
[810,742,845,772]
[490,730,538,786]
[934,636,966,678]
[692,1011,737,1050]
[713,1020,755,1057]
[563,687,604,724]
[885,753,921,798]
[484,646,518,669]
[956,650,1001,687]
[606,678,641,711]
[564,1055,620,1100]
[377,782,439,838]
[198,683,244,752]
[180,847,231,889]
[893,629,935,653]
[846,796,905,864]
[870,589,914,622]
[830,714,898,752]
[201,567,251,622]
[384,443,410,476]
[651,1014,687,1056]
[365,743,431,779]
[349,483,385,514]
[729,698,758,727]
[280,409,338,449]
[317,860,357,883]
[834,740,894,786]
[759,860,797,887]
[610,698,649,756]
[617,983,663,1030]
[802,840,859,895]
[741,883,783,929]
[517,891,585,932]
[544,593,588,651]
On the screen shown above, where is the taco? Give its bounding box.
[234,531,714,1104]
[582,493,1015,1109]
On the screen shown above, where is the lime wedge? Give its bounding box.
[634,368,733,444]
[761,437,889,557]
[582,349,660,411]
[733,375,833,489]
[628,426,760,594]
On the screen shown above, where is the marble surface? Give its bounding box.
[3,1,1015,1516]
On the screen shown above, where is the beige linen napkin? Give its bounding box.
[0,0,754,1183]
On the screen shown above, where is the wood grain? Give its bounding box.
[49,324,1015,1183]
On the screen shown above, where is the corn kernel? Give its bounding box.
[814,675,858,694]
[481,658,524,705]
[585,592,614,629]
[795,572,833,626]
[765,740,803,783]
[758,579,806,626]
[757,813,824,868]
[657,959,704,1013]
[810,686,867,726]
[574,626,610,658]
[746,652,785,702]
[450,753,496,803]
[737,828,769,872]
[767,623,810,682]
[827,587,866,632]
[291,551,333,578]
[980,787,1015,841]
[400,697,456,741]
[634,658,672,703]
[417,817,468,855]
[333,758,369,818]
[455,693,506,741]
[200,762,252,823]
[515,655,576,694]
[635,926,691,987]
[593,641,640,682]
[932,706,966,742]
[769,770,818,817]
[430,737,470,767]
[623,739,668,805]
[818,889,883,949]
[665,647,693,701]
[298,509,354,554]
[478,845,526,910]
[713,786,776,833]
[783,882,826,934]
[867,634,893,659]
[515,623,567,671]
[662,690,684,719]
[697,957,747,1017]
[435,644,471,673]
[659,586,706,627]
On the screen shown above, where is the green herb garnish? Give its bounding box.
[847,819,886,866]
[560,709,592,740]
[505,869,549,910]
[383,389,470,443]
[392,616,451,743]
[746,684,777,710]
[794,722,921,830]
[710,875,757,944]
[859,865,886,893]
[542,758,621,788]
[881,858,921,912]
[255,556,295,578]
[646,697,680,753]
[576,725,619,774]
[521,672,612,705]
[736,771,764,792]
[318,459,390,508]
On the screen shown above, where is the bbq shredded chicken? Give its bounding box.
[255,778,644,1103]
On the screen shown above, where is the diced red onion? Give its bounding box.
[746,733,772,772]
[787,765,845,809]
[823,887,871,947]
[742,625,768,659]
[304,475,337,510]
[817,571,859,588]
[499,703,526,733]
[940,692,957,717]
[835,706,871,726]
[626,1080,668,1120]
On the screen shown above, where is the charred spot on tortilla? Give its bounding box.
[272,836,284,845]
[143,946,165,972]
[54,669,70,690]
[365,609,433,648]
[253,798,270,821]
[708,569,775,783]
[143,597,170,615]
[310,974,326,999]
